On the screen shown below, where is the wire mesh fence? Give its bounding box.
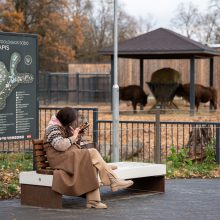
[39,72,111,105]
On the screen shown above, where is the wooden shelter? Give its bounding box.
[99,28,220,112]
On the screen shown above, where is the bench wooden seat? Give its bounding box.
[19,139,166,209]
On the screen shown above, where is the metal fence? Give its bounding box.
[1,106,219,164]
[96,120,220,163]
[39,72,111,105]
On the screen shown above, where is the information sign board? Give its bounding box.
[0,32,38,141]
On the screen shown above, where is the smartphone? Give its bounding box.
[79,122,89,133]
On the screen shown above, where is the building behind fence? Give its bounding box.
[1,107,219,164]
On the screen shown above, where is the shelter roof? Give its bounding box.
[99,28,220,59]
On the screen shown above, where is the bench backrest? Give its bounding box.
[32,139,97,175]
[32,139,53,175]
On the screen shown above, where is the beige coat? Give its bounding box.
[44,129,99,196]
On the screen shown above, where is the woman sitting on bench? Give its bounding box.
[44,107,133,209]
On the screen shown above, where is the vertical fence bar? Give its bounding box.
[56,74,59,104]
[131,123,134,162]
[142,123,145,161]
[149,123,151,162]
[48,73,51,105]
[120,123,123,160]
[76,73,80,105]
[155,107,161,163]
[165,124,168,158]
[126,123,128,160]
[93,108,98,144]
[216,126,220,164]
[98,122,101,152]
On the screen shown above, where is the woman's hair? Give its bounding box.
[56,107,78,127]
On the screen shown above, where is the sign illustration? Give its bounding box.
[0,52,34,110]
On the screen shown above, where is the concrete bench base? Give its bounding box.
[20,184,63,209]
[20,162,166,209]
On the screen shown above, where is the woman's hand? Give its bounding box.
[70,126,80,140]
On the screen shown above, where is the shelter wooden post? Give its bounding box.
[209,58,214,110]
[140,58,144,111]
[209,58,214,86]
[140,58,144,88]
[190,58,195,115]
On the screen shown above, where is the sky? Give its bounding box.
[120,0,211,28]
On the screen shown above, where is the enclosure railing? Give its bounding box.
[1,107,219,164]
[96,120,220,163]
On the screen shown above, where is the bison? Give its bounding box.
[119,85,149,113]
[175,83,218,111]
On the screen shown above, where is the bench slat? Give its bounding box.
[36,161,49,168]
[35,156,47,162]
[32,139,44,145]
[34,151,47,156]
[33,144,44,150]
[36,169,54,175]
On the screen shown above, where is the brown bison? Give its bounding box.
[175,83,218,111]
[119,85,149,113]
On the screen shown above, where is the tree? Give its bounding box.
[0,0,24,32]
[136,14,156,35]
[0,0,75,71]
[0,0,156,69]
[208,0,220,43]
[73,0,148,62]
[67,0,92,60]
[170,2,199,39]
[195,11,220,43]
[170,1,220,44]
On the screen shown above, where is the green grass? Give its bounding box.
[0,153,33,199]
[166,142,220,178]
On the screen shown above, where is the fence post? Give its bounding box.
[76,73,80,105]
[155,106,161,163]
[48,73,51,105]
[93,108,99,144]
[216,126,220,164]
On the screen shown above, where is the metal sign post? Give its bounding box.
[112,0,119,162]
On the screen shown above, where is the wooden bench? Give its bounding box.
[19,139,166,209]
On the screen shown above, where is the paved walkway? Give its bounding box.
[0,179,220,220]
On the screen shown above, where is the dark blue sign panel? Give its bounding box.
[0,32,38,141]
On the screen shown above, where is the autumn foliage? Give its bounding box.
[0,0,141,71]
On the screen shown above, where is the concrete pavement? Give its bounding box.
[0,179,220,220]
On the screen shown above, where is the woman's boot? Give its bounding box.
[86,201,107,209]
[108,173,134,192]
[86,188,107,209]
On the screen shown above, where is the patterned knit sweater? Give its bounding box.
[45,115,77,151]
